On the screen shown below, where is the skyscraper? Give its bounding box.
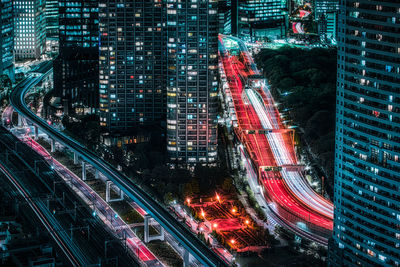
[314,0,339,21]
[314,0,338,43]
[98,0,218,164]
[232,0,286,40]
[218,0,231,35]
[54,0,99,114]
[14,0,46,60]
[166,0,218,164]
[0,0,14,81]
[99,0,165,131]
[330,1,400,266]
[45,0,58,38]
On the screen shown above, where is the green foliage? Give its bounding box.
[221,177,235,193]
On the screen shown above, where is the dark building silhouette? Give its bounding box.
[99,0,165,131]
[54,0,99,115]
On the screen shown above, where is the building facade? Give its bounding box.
[45,0,58,38]
[165,0,218,164]
[315,0,338,43]
[54,0,99,114]
[0,0,14,81]
[218,0,231,35]
[330,1,400,266]
[232,0,286,40]
[14,0,46,60]
[98,0,218,164]
[318,11,338,44]
[98,0,165,131]
[314,0,339,21]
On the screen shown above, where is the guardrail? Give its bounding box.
[10,66,227,267]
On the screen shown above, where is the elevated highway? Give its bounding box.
[219,35,333,244]
[10,64,227,267]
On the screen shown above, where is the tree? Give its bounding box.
[164,192,174,205]
[182,183,193,199]
[222,177,234,193]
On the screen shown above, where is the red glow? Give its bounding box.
[219,35,333,234]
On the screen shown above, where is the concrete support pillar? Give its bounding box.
[34,125,39,140]
[18,113,23,127]
[73,152,79,164]
[82,161,86,181]
[159,225,165,241]
[106,181,124,203]
[144,214,150,243]
[50,138,55,153]
[106,181,110,203]
[143,214,165,243]
[183,249,190,267]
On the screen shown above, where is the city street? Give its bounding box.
[218,34,333,244]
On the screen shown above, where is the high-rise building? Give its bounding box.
[99,0,165,131]
[14,0,46,60]
[166,0,218,164]
[218,0,231,35]
[314,0,338,21]
[318,11,337,44]
[45,0,58,38]
[232,0,286,40]
[314,0,338,43]
[330,1,400,266]
[0,0,14,81]
[54,0,99,114]
[98,0,218,164]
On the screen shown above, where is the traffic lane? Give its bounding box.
[10,73,227,267]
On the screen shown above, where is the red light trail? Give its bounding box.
[218,35,333,240]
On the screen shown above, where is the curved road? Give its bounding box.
[10,69,227,267]
[224,35,333,219]
[219,35,333,244]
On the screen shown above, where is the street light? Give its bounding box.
[216,193,220,203]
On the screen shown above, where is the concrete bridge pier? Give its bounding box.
[50,138,55,153]
[183,249,190,267]
[105,180,124,203]
[73,152,79,164]
[18,113,23,127]
[81,161,86,181]
[144,214,165,243]
[34,125,39,140]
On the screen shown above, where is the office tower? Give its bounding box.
[54,0,99,114]
[314,0,338,43]
[232,0,286,40]
[166,0,218,164]
[314,0,339,21]
[0,0,14,82]
[45,0,58,38]
[330,1,400,266]
[14,0,46,60]
[218,0,231,35]
[99,1,165,131]
[318,11,337,44]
